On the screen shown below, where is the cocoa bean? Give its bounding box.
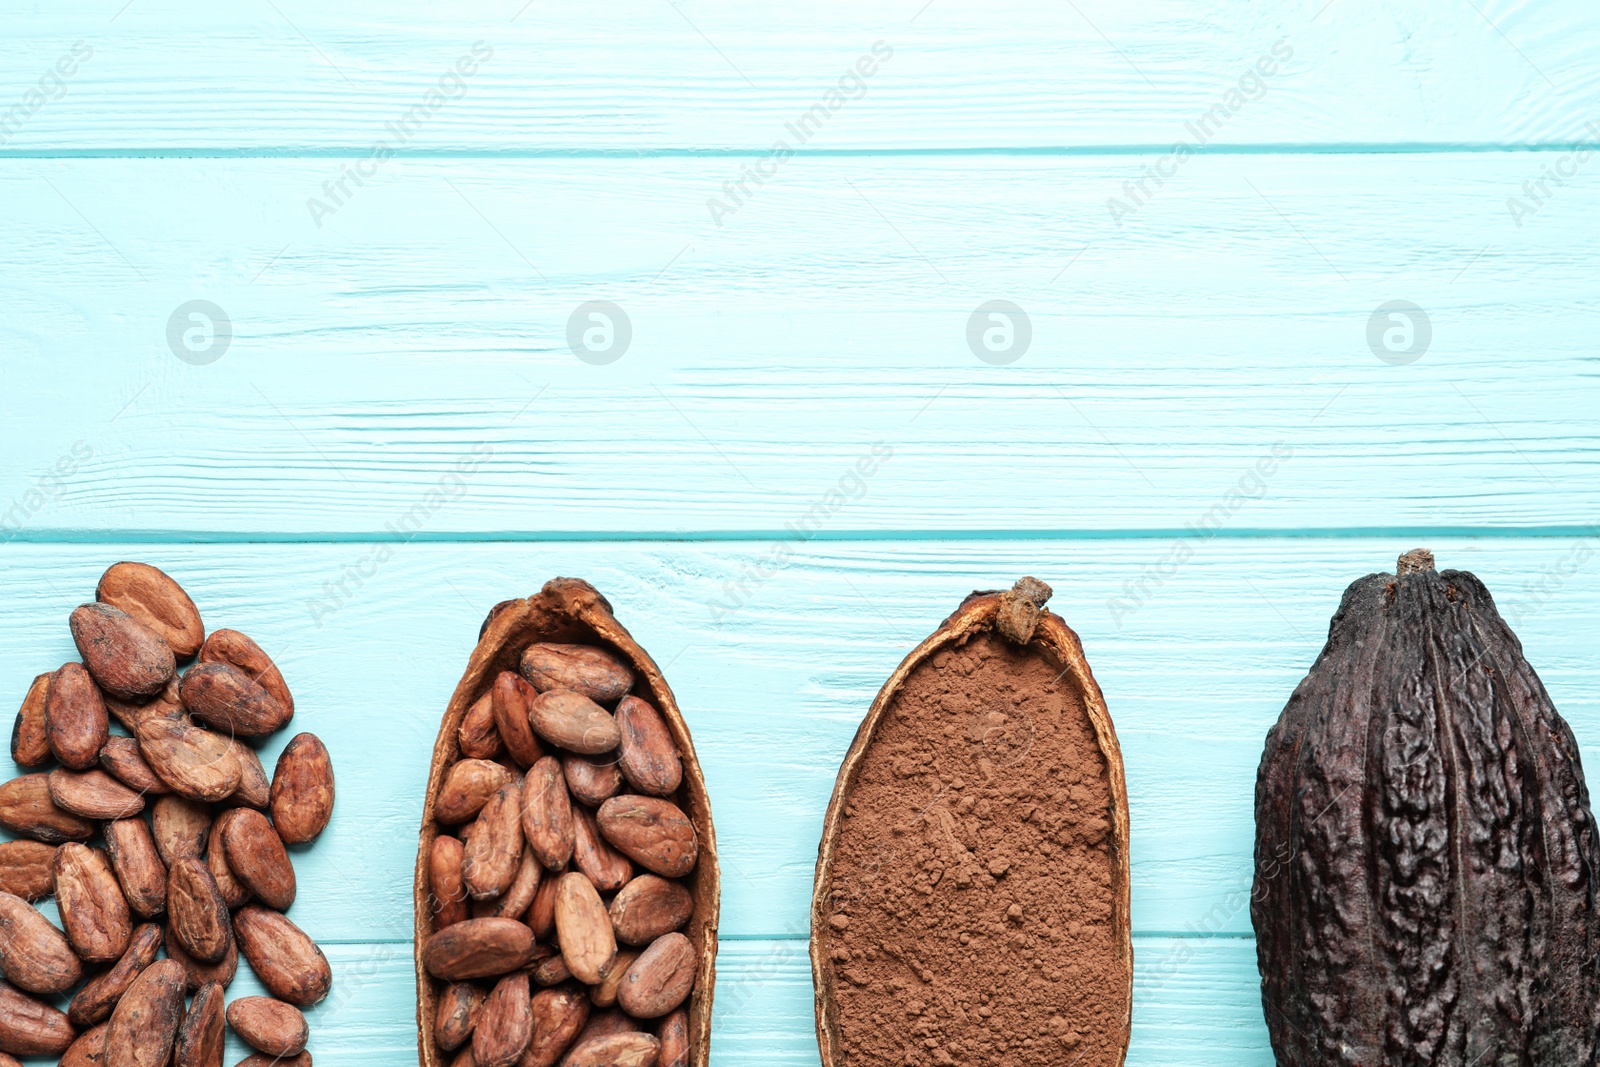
[520,986,589,1067]
[436,759,516,825]
[0,890,84,993]
[560,1033,659,1067]
[460,692,504,760]
[590,949,640,1009]
[103,957,185,1067]
[609,875,693,947]
[150,795,211,868]
[596,796,697,879]
[615,696,681,798]
[178,663,288,738]
[572,805,632,892]
[49,768,146,820]
[269,732,334,844]
[422,917,537,981]
[71,602,176,702]
[473,972,533,1067]
[530,948,571,987]
[528,691,620,756]
[232,905,332,1006]
[172,980,224,1067]
[657,1009,688,1067]
[617,932,696,1019]
[0,978,75,1055]
[463,779,525,901]
[492,671,545,769]
[237,1054,311,1067]
[54,843,133,962]
[570,1008,640,1043]
[164,921,237,992]
[227,738,272,809]
[10,673,51,768]
[98,737,171,796]
[0,773,95,844]
[435,982,486,1052]
[206,813,252,909]
[526,872,559,939]
[104,817,168,919]
[521,756,574,872]
[96,562,205,661]
[102,676,183,733]
[69,922,163,1027]
[220,807,296,911]
[135,719,240,802]
[226,996,309,1057]
[167,858,231,964]
[60,1023,107,1067]
[0,841,57,902]
[562,754,623,807]
[474,847,541,921]
[46,662,111,771]
[520,644,634,704]
[554,872,616,985]
[197,629,293,715]
[430,834,470,929]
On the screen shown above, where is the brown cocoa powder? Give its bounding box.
[820,630,1119,1066]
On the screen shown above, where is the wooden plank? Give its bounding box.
[1,154,1598,537]
[1,0,1595,152]
[4,538,1597,941]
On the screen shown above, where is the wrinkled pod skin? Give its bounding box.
[1252,552,1600,1066]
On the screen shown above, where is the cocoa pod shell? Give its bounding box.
[269,732,334,844]
[422,917,537,981]
[232,905,332,1006]
[0,773,95,843]
[0,979,75,1055]
[554,872,616,985]
[49,768,145,820]
[520,643,635,704]
[436,759,515,825]
[172,980,224,1067]
[103,957,185,1067]
[54,843,132,962]
[150,795,211,868]
[617,932,696,1019]
[521,756,574,872]
[562,754,623,807]
[98,736,171,796]
[590,949,640,1009]
[492,671,545,769]
[474,847,541,921]
[135,719,240,802]
[10,673,52,768]
[463,780,524,901]
[0,841,58,902]
[522,986,589,1067]
[178,663,288,738]
[227,738,272,810]
[571,805,631,892]
[96,562,205,661]
[473,972,533,1067]
[102,676,184,733]
[60,1023,107,1067]
[435,981,486,1053]
[69,921,163,1027]
[429,834,470,930]
[226,995,309,1057]
[0,890,84,993]
[71,602,176,702]
[596,796,696,879]
[46,661,111,771]
[220,807,296,911]
[527,691,619,756]
[104,817,168,918]
[459,692,503,760]
[164,921,237,992]
[658,1009,689,1067]
[197,629,293,715]
[615,696,682,797]
[562,1033,660,1067]
[206,812,252,909]
[609,875,693,947]
[167,858,231,963]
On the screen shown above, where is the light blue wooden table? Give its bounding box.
[3,2,1598,1063]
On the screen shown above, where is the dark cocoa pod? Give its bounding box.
[178,663,288,738]
[1253,550,1600,1065]
[0,841,57,902]
[97,562,206,661]
[69,921,163,1027]
[70,602,176,701]
[173,980,225,1067]
[197,629,293,715]
[46,661,110,770]
[10,673,52,768]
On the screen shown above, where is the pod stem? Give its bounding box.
[995,576,1053,643]
[1397,548,1436,575]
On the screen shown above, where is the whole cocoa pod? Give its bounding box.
[70,602,176,702]
[232,905,332,1006]
[269,732,334,844]
[46,662,111,771]
[1253,550,1600,1064]
[96,562,205,661]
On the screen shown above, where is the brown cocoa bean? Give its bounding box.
[150,795,211,868]
[98,737,171,796]
[10,673,52,768]
[237,1054,311,1067]
[104,818,167,918]
[71,602,176,702]
[220,807,296,911]
[172,980,224,1067]
[60,1022,107,1067]
[554,872,617,985]
[657,1009,688,1067]
[167,858,231,964]
[589,949,640,1009]
[0,890,83,993]
[226,995,309,1057]
[54,843,133,962]
[463,780,525,901]
[436,758,514,825]
[0,841,57,902]
[102,676,183,733]
[435,981,486,1052]
[475,847,541,920]
[473,972,533,1067]
[520,986,589,1067]
[560,1033,660,1067]
[103,957,185,1067]
[232,905,332,1006]
[492,671,545,769]
[197,629,293,715]
[46,662,111,771]
[615,696,682,798]
[431,834,470,929]
[608,875,693,947]
[206,813,252,908]
[269,732,334,844]
[227,738,272,809]
[49,768,146,820]
[572,805,632,892]
[164,922,237,991]
[0,773,95,844]
[460,692,504,760]
[422,917,537,981]
[596,796,697,879]
[0,979,75,1055]
[178,663,288,738]
[69,922,163,1027]
[96,562,206,661]
[571,1008,640,1043]
[521,756,574,872]
[520,644,634,704]
[526,871,559,939]
[135,718,240,802]
[617,932,696,1019]
[528,691,619,756]
[562,754,623,807]
[530,947,571,987]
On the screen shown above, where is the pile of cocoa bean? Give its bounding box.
[0,562,335,1066]
[422,642,700,1067]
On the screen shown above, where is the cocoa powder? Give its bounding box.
[820,630,1119,1066]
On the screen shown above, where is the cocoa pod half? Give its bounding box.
[0,890,84,994]
[10,672,52,768]
[96,562,205,661]
[226,996,309,1057]
[53,842,132,962]
[232,905,332,1006]
[46,662,111,771]
[269,732,334,844]
[0,979,75,1055]
[103,957,185,1067]
[70,602,176,702]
